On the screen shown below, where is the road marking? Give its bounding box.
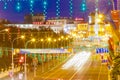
[40,54,73,79]
[69,60,92,80]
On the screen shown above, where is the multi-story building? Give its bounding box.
[47,17,74,25]
[0,19,11,24]
[24,13,45,24]
[24,14,32,24]
[76,23,88,38]
[88,12,106,37]
[32,13,45,24]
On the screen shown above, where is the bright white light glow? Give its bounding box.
[62,51,91,70]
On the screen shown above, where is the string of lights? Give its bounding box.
[29,0,34,15]
[3,1,7,10]
[16,1,21,12]
[69,0,73,17]
[80,0,87,12]
[0,0,116,20]
[43,0,47,19]
[56,0,60,18]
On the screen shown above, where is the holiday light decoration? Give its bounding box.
[69,0,73,17]
[56,0,60,18]
[80,0,87,12]
[29,0,34,15]
[16,1,21,12]
[3,1,7,10]
[43,0,47,19]
[0,0,116,19]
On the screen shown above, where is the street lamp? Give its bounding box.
[35,38,44,72]
[47,37,51,69]
[24,38,35,80]
[54,39,57,48]
[47,37,51,48]
[58,38,61,48]
[11,35,25,80]
[66,37,68,48]
[0,28,9,33]
[40,38,44,49]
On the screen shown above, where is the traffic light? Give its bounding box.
[19,56,24,63]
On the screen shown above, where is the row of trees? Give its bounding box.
[0,25,72,48]
[110,54,120,80]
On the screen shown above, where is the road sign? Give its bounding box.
[102,59,108,63]
[96,48,109,54]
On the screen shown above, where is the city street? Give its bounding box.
[34,50,108,80]
[0,0,120,80]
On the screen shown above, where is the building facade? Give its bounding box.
[24,13,45,24]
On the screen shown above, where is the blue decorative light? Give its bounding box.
[16,1,21,12]
[29,0,34,15]
[80,0,87,12]
[43,0,48,19]
[56,0,60,18]
[69,0,73,17]
[3,1,7,10]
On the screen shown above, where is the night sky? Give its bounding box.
[0,0,117,23]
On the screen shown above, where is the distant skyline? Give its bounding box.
[0,0,117,23]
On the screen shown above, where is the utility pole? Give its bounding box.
[94,0,99,37]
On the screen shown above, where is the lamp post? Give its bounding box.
[52,39,57,66]
[11,35,25,80]
[35,38,44,72]
[47,37,51,69]
[61,36,64,48]
[24,38,35,80]
[47,37,51,48]
[58,38,61,48]
[39,39,44,72]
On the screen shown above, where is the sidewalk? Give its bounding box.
[0,67,20,79]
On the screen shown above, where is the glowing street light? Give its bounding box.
[58,38,61,41]
[47,37,51,48]
[66,37,68,40]
[98,14,104,19]
[54,39,56,42]
[41,38,43,42]
[47,37,51,42]
[61,36,64,39]
[0,28,9,33]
